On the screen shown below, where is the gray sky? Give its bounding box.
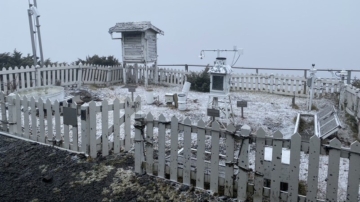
[1,0,359,77]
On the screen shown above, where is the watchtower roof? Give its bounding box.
[109,21,164,35]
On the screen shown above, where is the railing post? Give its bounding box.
[81,103,90,154]
[36,66,41,86]
[123,63,127,84]
[185,64,188,72]
[135,63,138,84]
[106,66,112,86]
[154,62,159,84]
[7,93,17,135]
[77,63,83,87]
[134,113,145,174]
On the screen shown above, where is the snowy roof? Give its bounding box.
[109,21,164,35]
[208,57,232,75]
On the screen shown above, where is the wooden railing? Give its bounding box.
[134,113,360,201]
[0,92,140,158]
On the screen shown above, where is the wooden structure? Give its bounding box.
[134,113,360,201]
[109,21,164,85]
[1,92,141,158]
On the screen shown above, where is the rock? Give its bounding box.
[179,185,189,192]
[42,175,53,183]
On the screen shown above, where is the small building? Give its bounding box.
[208,57,232,96]
[108,21,164,64]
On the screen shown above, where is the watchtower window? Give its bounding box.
[212,75,224,91]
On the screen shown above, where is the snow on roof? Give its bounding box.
[109,21,164,35]
[264,147,290,164]
[208,65,232,74]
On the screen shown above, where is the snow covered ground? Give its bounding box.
[67,84,357,201]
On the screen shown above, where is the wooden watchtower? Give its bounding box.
[109,21,164,86]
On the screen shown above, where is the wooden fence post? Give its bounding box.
[134,113,145,174]
[36,66,41,86]
[154,62,159,84]
[237,124,250,201]
[7,93,16,135]
[77,63,83,87]
[81,103,90,154]
[0,92,8,132]
[123,63,127,84]
[106,67,112,86]
[89,101,97,158]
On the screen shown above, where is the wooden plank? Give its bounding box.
[325,138,341,201]
[183,117,192,185]
[146,113,154,175]
[25,69,31,88]
[89,101,97,158]
[38,98,45,143]
[196,119,206,189]
[346,141,360,202]
[47,69,51,86]
[81,104,89,153]
[237,128,250,200]
[30,97,37,141]
[30,69,35,87]
[61,69,65,85]
[3,73,8,93]
[52,69,56,86]
[253,128,266,202]
[124,97,131,151]
[7,94,16,134]
[63,101,70,149]
[102,100,109,156]
[71,102,78,151]
[306,135,320,201]
[134,111,144,174]
[46,99,53,143]
[54,101,61,142]
[113,98,120,154]
[0,92,7,132]
[210,121,220,194]
[158,114,166,178]
[15,94,22,135]
[225,124,235,197]
[287,133,301,202]
[20,67,25,89]
[270,131,283,202]
[170,116,178,181]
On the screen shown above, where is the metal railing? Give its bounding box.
[157,64,360,84]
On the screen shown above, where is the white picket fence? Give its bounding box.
[134,113,360,201]
[0,91,140,157]
[231,73,341,97]
[0,64,190,94]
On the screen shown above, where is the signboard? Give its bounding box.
[128,85,137,92]
[63,107,78,126]
[237,100,248,108]
[207,108,220,117]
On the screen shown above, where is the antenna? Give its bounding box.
[27,0,44,67]
[199,46,244,67]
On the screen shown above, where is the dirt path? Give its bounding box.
[0,135,229,202]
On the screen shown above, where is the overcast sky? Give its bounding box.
[1,0,359,77]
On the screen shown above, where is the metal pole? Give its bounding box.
[33,0,44,67]
[28,9,37,67]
